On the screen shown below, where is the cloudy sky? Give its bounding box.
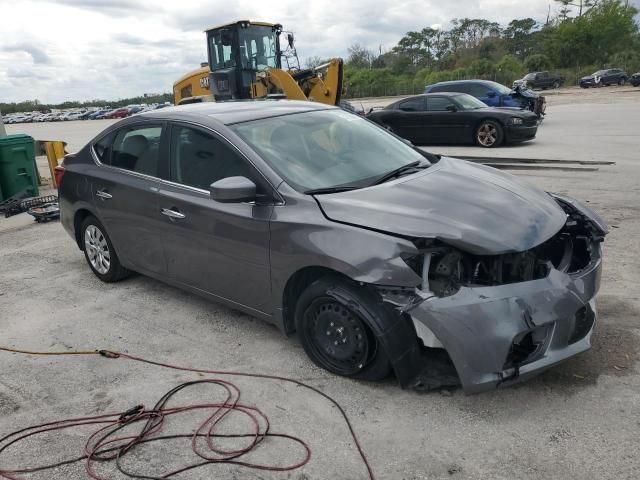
[0,0,637,104]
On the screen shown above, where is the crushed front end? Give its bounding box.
[387,194,608,393]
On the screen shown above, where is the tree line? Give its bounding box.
[333,0,639,98]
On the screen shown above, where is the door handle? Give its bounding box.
[161,208,186,220]
[96,190,112,199]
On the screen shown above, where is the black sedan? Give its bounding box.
[631,72,640,87]
[366,93,538,148]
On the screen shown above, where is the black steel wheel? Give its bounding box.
[302,297,372,375]
[295,278,392,381]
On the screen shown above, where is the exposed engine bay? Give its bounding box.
[408,202,601,297]
[375,193,608,392]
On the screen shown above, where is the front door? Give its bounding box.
[158,122,273,314]
[421,96,469,144]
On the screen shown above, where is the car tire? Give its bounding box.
[619,77,626,86]
[475,120,503,148]
[81,215,130,283]
[295,277,392,382]
[553,81,560,89]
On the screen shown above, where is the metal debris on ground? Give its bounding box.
[0,191,58,219]
[27,202,60,222]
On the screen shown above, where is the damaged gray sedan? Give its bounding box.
[58,100,608,393]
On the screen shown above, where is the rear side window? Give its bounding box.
[111,125,162,177]
[93,132,115,164]
[170,125,253,191]
[467,83,492,97]
[398,97,426,111]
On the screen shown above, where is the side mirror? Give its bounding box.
[210,176,256,203]
[487,91,496,98]
[446,104,458,112]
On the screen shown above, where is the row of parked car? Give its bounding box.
[512,68,640,90]
[2,103,171,124]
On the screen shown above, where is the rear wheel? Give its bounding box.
[295,277,392,381]
[475,120,503,148]
[81,216,130,282]
[619,77,626,86]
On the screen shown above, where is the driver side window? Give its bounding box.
[426,97,456,111]
[170,125,254,191]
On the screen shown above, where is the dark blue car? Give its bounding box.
[425,80,523,108]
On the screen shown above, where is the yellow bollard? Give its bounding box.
[35,140,67,188]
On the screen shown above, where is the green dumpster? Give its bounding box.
[0,134,38,201]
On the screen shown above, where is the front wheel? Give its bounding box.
[475,120,503,148]
[553,81,560,89]
[81,216,130,282]
[295,277,392,381]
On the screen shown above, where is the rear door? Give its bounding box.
[91,122,167,274]
[604,69,616,84]
[157,122,274,313]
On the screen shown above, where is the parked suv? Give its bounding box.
[513,71,563,90]
[425,80,523,108]
[580,68,628,88]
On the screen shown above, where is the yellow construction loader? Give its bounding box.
[173,20,343,106]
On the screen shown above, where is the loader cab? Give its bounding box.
[206,21,282,101]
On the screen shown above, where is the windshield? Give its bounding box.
[231,109,427,192]
[239,25,279,70]
[524,73,536,80]
[593,70,607,76]
[454,94,487,110]
[486,81,513,95]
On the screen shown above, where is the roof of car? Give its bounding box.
[432,79,495,85]
[400,92,462,99]
[137,99,333,125]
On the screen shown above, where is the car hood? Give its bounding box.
[315,157,567,255]
[581,75,595,80]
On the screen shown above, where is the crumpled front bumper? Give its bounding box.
[409,245,602,393]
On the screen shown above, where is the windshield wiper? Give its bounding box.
[371,160,425,186]
[304,186,359,195]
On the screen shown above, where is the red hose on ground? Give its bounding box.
[0,347,375,480]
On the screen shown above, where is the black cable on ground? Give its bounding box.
[0,346,375,479]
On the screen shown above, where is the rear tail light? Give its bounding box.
[54,164,65,188]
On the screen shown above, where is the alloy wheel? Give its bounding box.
[477,123,498,147]
[84,225,111,274]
